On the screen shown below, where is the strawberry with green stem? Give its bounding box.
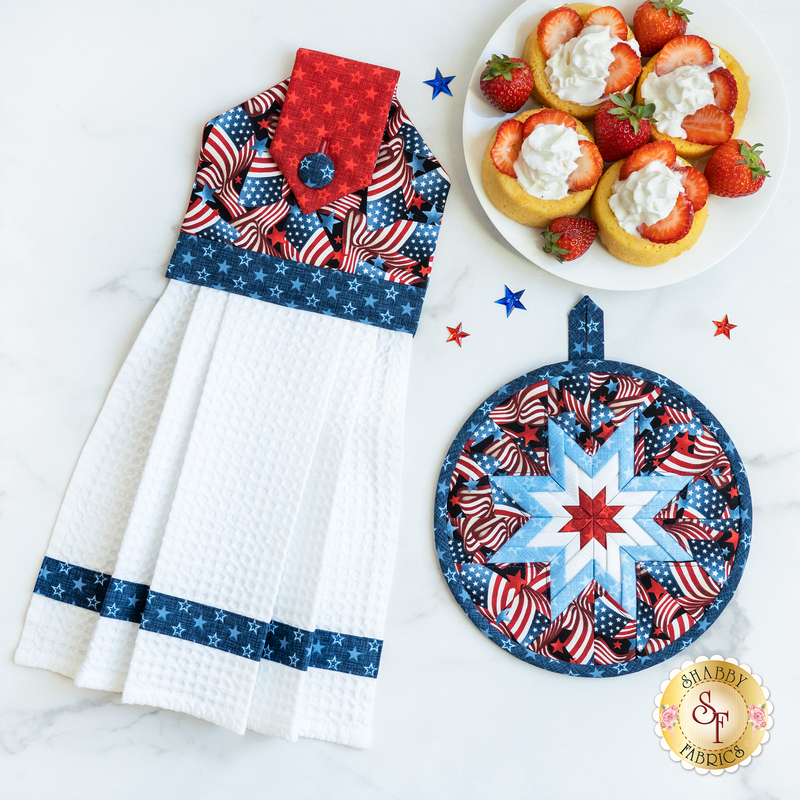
[480,54,534,113]
[541,217,598,263]
[594,93,656,162]
[633,0,693,57]
[705,139,770,197]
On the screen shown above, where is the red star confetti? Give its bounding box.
[713,315,737,338]
[446,323,469,347]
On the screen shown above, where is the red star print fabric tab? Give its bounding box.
[271,49,400,215]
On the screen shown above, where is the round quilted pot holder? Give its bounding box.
[434,297,751,677]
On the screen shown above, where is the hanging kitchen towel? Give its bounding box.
[17,47,450,745]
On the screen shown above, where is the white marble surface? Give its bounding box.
[1,0,797,796]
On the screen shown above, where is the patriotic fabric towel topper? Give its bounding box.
[435,298,751,677]
[16,49,450,748]
[166,47,450,335]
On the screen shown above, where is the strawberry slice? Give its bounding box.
[604,43,642,95]
[640,192,694,243]
[620,140,677,179]
[654,35,714,76]
[538,6,583,60]
[585,6,628,39]
[709,67,738,114]
[491,119,524,177]
[567,140,603,191]
[681,104,735,145]
[673,165,709,211]
[522,108,578,139]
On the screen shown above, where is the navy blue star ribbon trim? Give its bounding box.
[141,590,265,661]
[166,232,423,335]
[568,295,605,360]
[264,620,313,668]
[35,556,109,612]
[102,578,150,623]
[310,628,382,677]
[263,623,382,677]
[32,557,382,678]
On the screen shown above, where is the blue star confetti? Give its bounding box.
[423,68,455,99]
[495,285,526,317]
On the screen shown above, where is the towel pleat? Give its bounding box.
[74,287,229,692]
[15,281,199,678]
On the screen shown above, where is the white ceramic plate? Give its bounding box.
[463,0,788,290]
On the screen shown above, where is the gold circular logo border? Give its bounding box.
[653,655,773,774]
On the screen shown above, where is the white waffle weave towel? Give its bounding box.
[17,45,451,747]
[18,281,413,745]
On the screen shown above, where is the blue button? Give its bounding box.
[299,152,335,189]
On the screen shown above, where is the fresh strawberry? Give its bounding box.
[491,119,524,176]
[541,217,598,262]
[604,43,642,95]
[640,192,694,243]
[594,93,656,162]
[673,165,709,210]
[681,104,734,145]
[522,108,577,138]
[567,140,603,191]
[480,54,534,113]
[620,140,677,179]
[538,6,583,59]
[585,6,628,39]
[655,34,713,76]
[704,139,770,197]
[709,67,738,114]
[633,0,692,57]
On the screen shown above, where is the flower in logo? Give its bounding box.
[748,704,767,731]
[660,704,679,731]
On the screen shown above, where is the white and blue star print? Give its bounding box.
[491,415,693,617]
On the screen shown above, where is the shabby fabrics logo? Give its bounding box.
[654,656,773,774]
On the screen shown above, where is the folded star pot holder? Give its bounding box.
[435,297,751,677]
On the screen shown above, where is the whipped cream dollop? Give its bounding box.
[608,160,683,236]
[641,46,724,138]
[546,25,639,106]
[514,123,583,200]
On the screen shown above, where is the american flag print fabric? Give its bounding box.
[435,298,752,677]
[166,66,450,336]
